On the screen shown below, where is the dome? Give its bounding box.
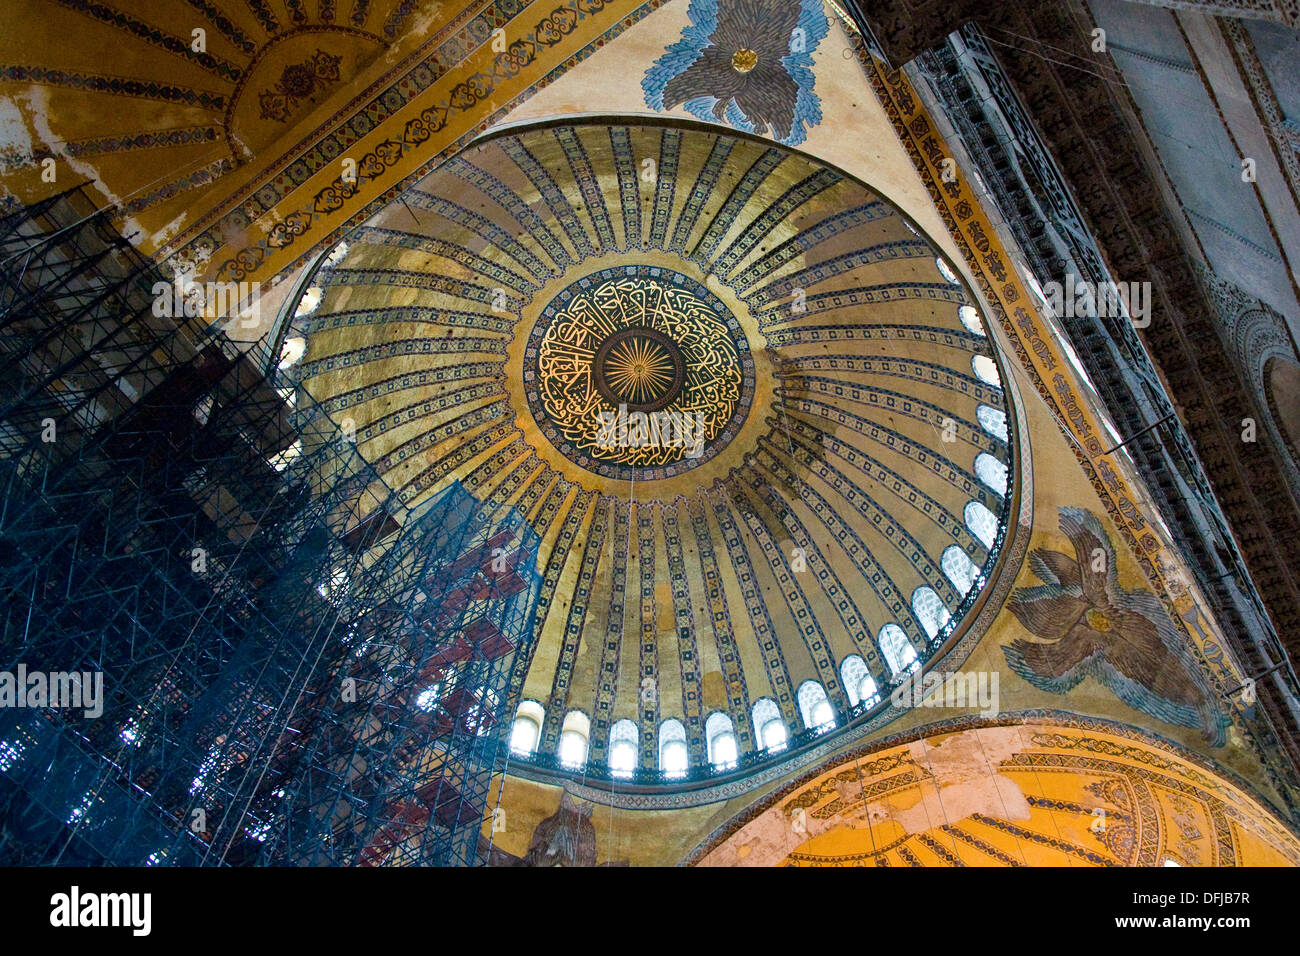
[285,119,1017,783]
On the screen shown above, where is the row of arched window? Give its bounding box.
[507,512,1004,777]
[937,263,1005,399]
[508,633,924,778]
[504,283,1007,782]
[945,289,1010,451]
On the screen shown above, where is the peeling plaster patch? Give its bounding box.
[871,772,1030,836]
[15,86,146,242]
[872,727,1031,834]
[151,211,190,249]
[385,3,444,64]
[907,726,1027,783]
[0,96,36,169]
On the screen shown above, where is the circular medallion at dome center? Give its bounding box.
[524,265,753,480]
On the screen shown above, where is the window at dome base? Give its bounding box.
[705,712,738,769]
[959,305,985,335]
[558,711,590,770]
[841,655,881,708]
[659,719,688,778]
[912,588,952,641]
[972,354,1002,388]
[752,698,788,753]
[966,501,999,550]
[511,700,545,757]
[510,717,539,756]
[975,453,1009,497]
[942,545,980,595]
[797,680,836,731]
[608,719,638,778]
[880,624,920,678]
[978,404,1009,443]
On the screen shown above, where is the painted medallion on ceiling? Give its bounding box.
[286,120,1019,784]
[526,264,752,479]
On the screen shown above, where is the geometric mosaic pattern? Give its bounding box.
[291,121,1016,779]
[0,0,433,218]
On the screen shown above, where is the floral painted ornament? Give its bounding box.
[642,0,828,146]
[1002,507,1228,746]
[259,50,343,123]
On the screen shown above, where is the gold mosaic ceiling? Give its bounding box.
[695,723,1300,867]
[0,0,437,234]
[289,120,1016,775]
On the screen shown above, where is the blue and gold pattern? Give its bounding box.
[291,122,1017,781]
[643,0,828,146]
[525,265,753,479]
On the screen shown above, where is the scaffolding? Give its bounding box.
[0,187,540,866]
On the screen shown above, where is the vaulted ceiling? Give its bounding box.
[0,0,446,242]
[288,119,1017,774]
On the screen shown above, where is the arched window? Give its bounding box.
[977,404,1008,443]
[658,719,688,778]
[936,257,960,285]
[325,240,350,265]
[414,668,457,711]
[751,698,787,752]
[796,680,835,730]
[912,587,952,641]
[607,719,638,778]
[278,336,307,370]
[557,710,589,769]
[705,712,738,769]
[958,305,985,335]
[972,355,1001,388]
[293,286,323,318]
[965,500,998,550]
[975,452,1009,497]
[879,623,919,678]
[840,655,880,708]
[942,545,980,595]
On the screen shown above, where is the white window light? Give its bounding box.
[658,719,688,778]
[608,719,639,778]
[911,587,952,641]
[705,712,738,769]
[941,545,980,595]
[796,680,835,731]
[880,623,920,677]
[558,710,590,769]
[972,354,1001,388]
[975,452,1009,497]
[965,500,999,550]
[958,305,985,335]
[752,698,787,752]
[977,404,1009,443]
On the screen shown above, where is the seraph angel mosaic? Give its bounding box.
[642,0,828,146]
[1002,507,1228,746]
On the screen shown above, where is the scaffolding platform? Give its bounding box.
[0,188,541,866]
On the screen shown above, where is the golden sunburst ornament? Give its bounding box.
[731,49,758,73]
[603,336,677,405]
[527,266,753,478]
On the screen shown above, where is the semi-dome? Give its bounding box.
[283,119,1018,785]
